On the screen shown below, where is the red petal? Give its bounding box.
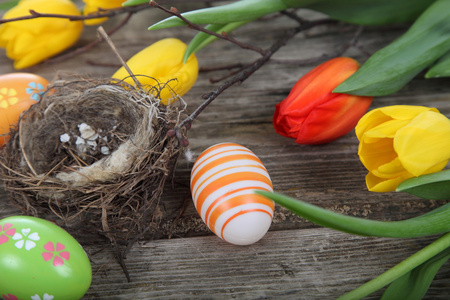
[56,242,65,251]
[53,256,64,266]
[59,251,70,261]
[42,252,54,262]
[0,235,9,245]
[43,241,55,252]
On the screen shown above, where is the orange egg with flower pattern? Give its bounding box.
[0,73,49,146]
[190,143,274,245]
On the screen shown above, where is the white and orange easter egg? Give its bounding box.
[190,143,274,245]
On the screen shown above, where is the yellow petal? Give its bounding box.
[361,119,410,143]
[376,105,438,120]
[371,157,409,179]
[83,0,125,25]
[84,17,108,26]
[7,31,35,58]
[112,38,199,105]
[0,0,83,69]
[355,109,393,140]
[394,110,450,176]
[366,172,412,192]
[355,105,438,140]
[358,137,397,173]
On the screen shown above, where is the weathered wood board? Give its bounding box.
[1,2,449,299]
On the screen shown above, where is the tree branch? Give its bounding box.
[150,1,268,55]
[0,4,150,24]
[168,18,336,145]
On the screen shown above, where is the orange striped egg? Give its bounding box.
[190,143,274,245]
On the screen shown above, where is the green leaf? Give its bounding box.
[300,0,435,26]
[0,0,19,10]
[426,50,450,78]
[183,20,251,63]
[256,191,450,238]
[144,0,434,29]
[396,169,450,200]
[381,247,450,300]
[337,232,450,300]
[334,0,450,96]
[122,0,147,6]
[148,0,288,30]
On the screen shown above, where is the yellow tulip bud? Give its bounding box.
[356,105,450,192]
[112,38,199,105]
[0,0,83,70]
[82,0,126,25]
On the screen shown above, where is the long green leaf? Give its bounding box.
[0,0,19,10]
[396,169,450,200]
[426,50,450,78]
[122,0,148,6]
[144,0,434,29]
[338,232,450,300]
[148,0,288,30]
[300,0,435,26]
[381,247,450,300]
[334,0,450,96]
[256,191,450,238]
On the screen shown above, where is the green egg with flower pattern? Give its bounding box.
[0,216,92,300]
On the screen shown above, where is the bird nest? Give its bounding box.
[0,77,187,248]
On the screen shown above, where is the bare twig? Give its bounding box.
[270,25,369,66]
[199,63,246,73]
[0,4,150,24]
[47,12,134,65]
[150,1,268,55]
[167,18,336,145]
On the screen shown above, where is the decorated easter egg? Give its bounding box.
[0,216,92,299]
[190,142,274,245]
[0,73,49,146]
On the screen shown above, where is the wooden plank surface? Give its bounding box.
[1,2,449,299]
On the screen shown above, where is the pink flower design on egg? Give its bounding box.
[0,223,16,245]
[42,241,70,267]
[2,293,19,300]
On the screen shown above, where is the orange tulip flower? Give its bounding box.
[273,57,373,145]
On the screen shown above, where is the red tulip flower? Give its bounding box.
[273,57,373,145]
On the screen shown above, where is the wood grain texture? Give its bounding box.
[1,2,449,298]
[84,229,449,299]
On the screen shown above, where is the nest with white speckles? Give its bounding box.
[0,76,187,247]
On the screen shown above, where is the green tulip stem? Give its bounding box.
[256,191,450,238]
[337,232,450,300]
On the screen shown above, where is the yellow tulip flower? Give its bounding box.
[0,0,83,70]
[82,0,126,25]
[356,105,450,192]
[112,38,199,105]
